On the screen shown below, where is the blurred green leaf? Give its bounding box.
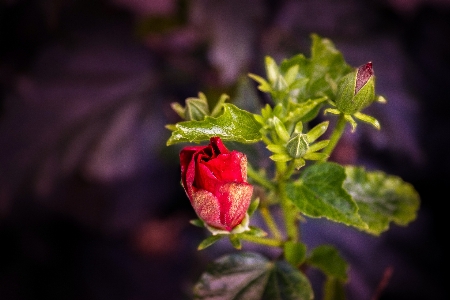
[284,241,307,267]
[343,166,420,235]
[307,245,348,281]
[193,252,314,300]
[280,34,352,101]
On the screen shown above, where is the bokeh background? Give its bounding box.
[0,0,448,299]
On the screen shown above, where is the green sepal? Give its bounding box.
[303,152,329,161]
[247,198,260,216]
[185,97,210,121]
[248,73,272,93]
[190,219,205,227]
[306,121,329,143]
[323,108,340,115]
[261,103,272,120]
[229,234,242,250]
[343,114,357,132]
[271,116,290,143]
[294,121,303,134]
[253,114,265,125]
[170,102,186,119]
[197,234,225,250]
[266,144,287,154]
[210,93,230,117]
[308,140,329,152]
[270,153,292,162]
[293,158,306,170]
[284,241,307,267]
[244,226,268,237]
[353,111,380,130]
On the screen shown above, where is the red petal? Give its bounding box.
[355,62,373,94]
[191,189,224,230]
[209,136,230,156]
[217,182,253,230]
[202,151,247,182]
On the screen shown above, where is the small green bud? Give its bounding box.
[335,62,376,114]
[286,133,309,159]
[185,97,210,121]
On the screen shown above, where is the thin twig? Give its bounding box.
[371,266,394,300]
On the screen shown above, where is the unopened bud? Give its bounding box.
[286,133,309,159]
[335,62,376,114]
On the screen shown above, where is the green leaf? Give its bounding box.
[284,241,307,267]
[307,245,348,281]
[286,162,367,230]
[279,34,352,101]
[343,166,420,236]
[193,252,314,300]
[286,97,327,124]
[166,104,262,145]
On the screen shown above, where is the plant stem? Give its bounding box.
[239,234,283,247]
[321,113,347,160]
[259,206,283,240]
[276,161,299,243]
[247,164,275,190]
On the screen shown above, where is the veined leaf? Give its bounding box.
[286,162,367,230]
[343,166,420,236]
[193,252,314,300]
[166,104,262,145]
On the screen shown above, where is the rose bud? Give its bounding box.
[335,62,376,114]
[180,137,253,233]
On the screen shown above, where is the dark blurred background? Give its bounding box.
[0,0,448,299]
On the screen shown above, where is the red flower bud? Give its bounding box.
[180,137,253,232]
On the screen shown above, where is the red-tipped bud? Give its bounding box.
[180,137,253,232]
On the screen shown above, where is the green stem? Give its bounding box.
[239,234,283,247]
[276,163,299,243]
[247,164,275,190]
[321,113,347,160]
[260,206,283,240]
[282,159,299,180]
